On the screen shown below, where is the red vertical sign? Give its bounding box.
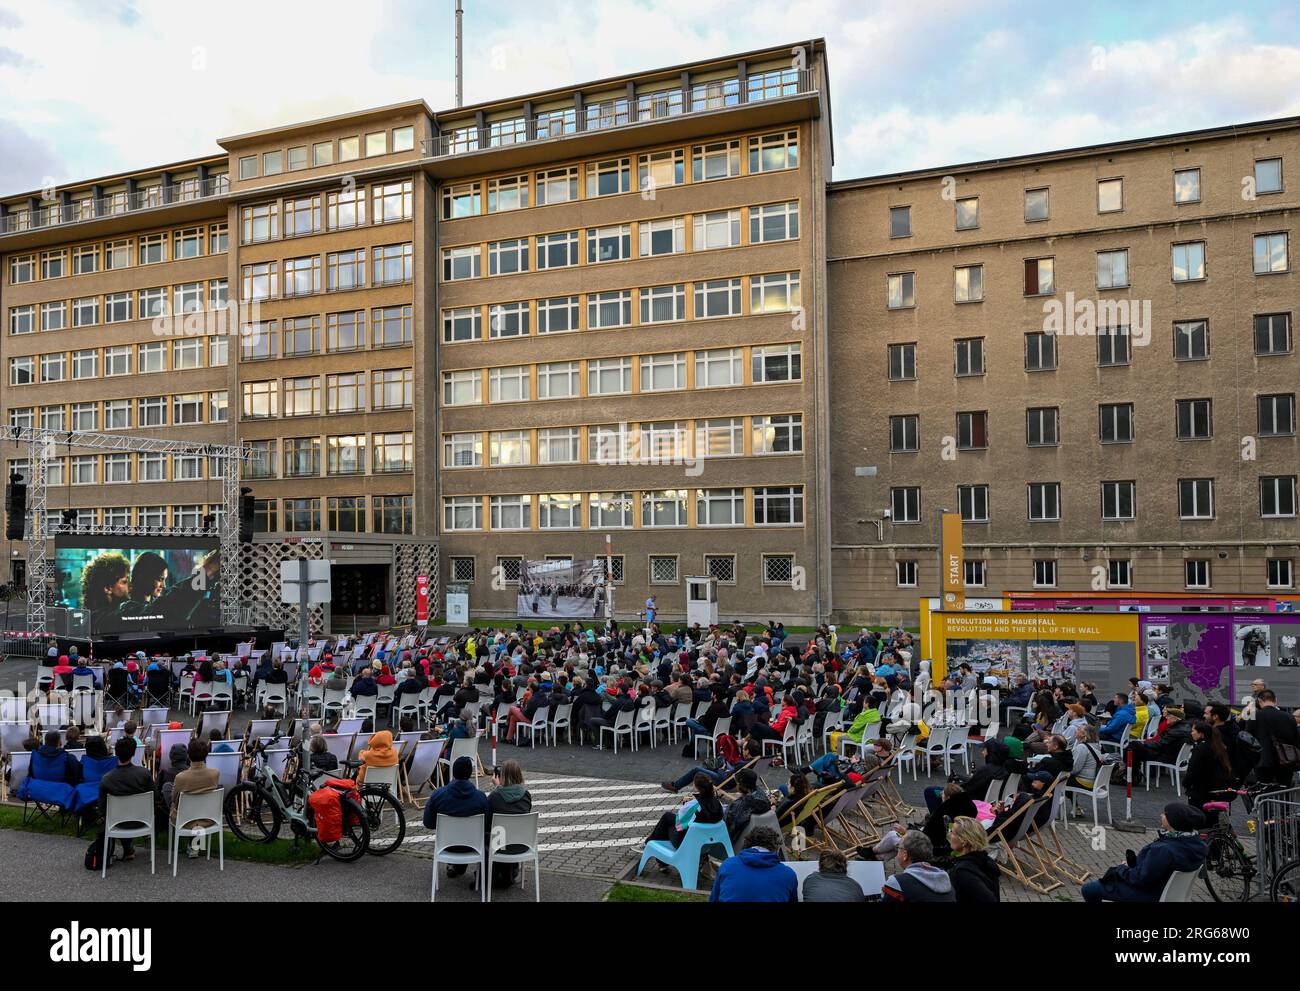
[415,575,429,626]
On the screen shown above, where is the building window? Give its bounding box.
[954,338,985,377]
[750,201,799,244]
[697,418,743,458]
[1172,241,1206,282]
[1028,482,1061,522]
[956,411,988,450]
[1097,178,1123,213]
[954,264,983,302]
[327,497,365,534]
[693,278,742,318]
[762,555,795,586]
[891,487,920,524]
[692,140,740,182]
[374,243,413,285]
[1184,560,1211,589]
[589,493,632,529]
[283,376,321,417]
[889,414,919,453]
[1097,326,1132,366]
[172,393,203,424]
[1109,560,1133,588]
[958,484,989,523]
[1024,332,1056,371]
[326,372,366,414]
[372,305,412,348]
[1254,232,1289,275]
[373,368,413,410]
[536,167,578,205]
[442,370,482,407]
[588,224,631,264]
[449,557,475,583]
[1096,249,1129,289]
[9,254,35,283]
[704,555,736,585]
[41,249,67,278]
[537,494,582,530]
[1255,158,1283,195]
[328,311,365,352]
[489,495,531,531]
[963,560,986,587]
[1261,476,1298,518]
[284,316,321,357]
[1099,403,1134,444]
[887,272,915,309]
[1033,560,1057,588]
[71,402,98,430]
[752,344,801,383]
[638,284,686,325]
[283,438,320,478]
[584,357,629,398]
[442,246,480,281]
[754,486,804,526]
[1267,559,1294,589]
[105,399,131,430]
[888,343,916,381]
[695,348,743,389]
[326,435,367,476]
[1174,168,1200,203]
[241,381,277,419]
[642,491,688,528]
[327,187,366,229]
[1178,478,1215,519]
[752,414,803,455]
[538,427,580,465]
[9,304,34,335]
[889,205,911,238]
[1259,394,1297,436]
[749,131,798,173]
[487,365,530,404]
[750,272,801,314]
[443,182,482,219]
[1024,257,1055,295]
[1254,313,1292,356]
[1176,398,1213,440]
[640,217,685,257]
[1024,187,1049,222]
[41,301,67,331]
[896,561,918,587]
[536,296,579,335]
[137,397,166,427]
[537,361,580,400]
[586,158,631,197]
[955,196,979,230]
[649,556,679,585]
[72,244,99,275]
[537,230,579,269]
[1026,407,1059,447]
[373,179,414,222]
[1174,320,1209,360]
[640,352,686,393]
[588,290,633,329]
[373,432,414,473]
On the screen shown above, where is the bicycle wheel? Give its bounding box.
[1202,836,1252,902]
[360,785,407,856]
[317,795,370,862]
[225,783,282,843]
[1271,859,1300,903]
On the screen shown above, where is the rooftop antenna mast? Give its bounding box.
[455,0,464,107]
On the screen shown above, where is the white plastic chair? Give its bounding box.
[257,685,288,713]
[1060,762,1114,828]
[599,707,637,753]
[1159,868,1201,902]
[210,681,234,711]
[177,673,195,711]
[517,708,550,748]
[550,703,574,746]
[72,672,96,697]
[102,791,156,877]
[322,687,348,719]
[487,812,540,902]
[918,727,950,776]
[820,708,845,753]
[1146,743,1192,795]
[438,736,481,784]
[894,732,919,782]
[633,704,657,750]
[431,813,487,901]
[189,681,215,715]
[943,729,972,775]
[694,716,732,760]
[670,701,692,744]
[168,788,224,875]
[761,721,801,765]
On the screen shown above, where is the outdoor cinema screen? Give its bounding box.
[53,537,222,636]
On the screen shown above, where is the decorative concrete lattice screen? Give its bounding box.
[394,543,439,625]
[237,541,327,636]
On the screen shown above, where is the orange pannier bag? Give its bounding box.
[308,777,361,844]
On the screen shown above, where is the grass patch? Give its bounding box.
[0,802,319,865]
[605,881,708,903]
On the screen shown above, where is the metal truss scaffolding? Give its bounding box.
[6,426,254,636]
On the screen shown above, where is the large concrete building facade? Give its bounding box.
[1,40,1295,628]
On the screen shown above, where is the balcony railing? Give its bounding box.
[1,175,229,236]
[423,69,813,159]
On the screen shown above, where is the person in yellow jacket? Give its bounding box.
[1129,693,1151,739]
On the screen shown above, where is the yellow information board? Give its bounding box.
[929,610,1141,684]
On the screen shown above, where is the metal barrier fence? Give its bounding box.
[1255,784,1300,899]
[0,631,56,661]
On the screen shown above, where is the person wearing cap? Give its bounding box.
[1128,706,1192,778]
[1062,703,1089,737]
[422,755,489,878]
[1081,803,1207,902]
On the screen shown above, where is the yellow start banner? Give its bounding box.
[941,512,964,611]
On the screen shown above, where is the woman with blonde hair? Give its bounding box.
[946,816,1000,902]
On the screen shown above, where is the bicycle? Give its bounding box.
[1271,858,1300,902]
[1199,783,1285,902]
[224,734,371,862]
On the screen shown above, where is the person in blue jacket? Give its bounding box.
[423,756,489,878]
[17,730,82,811]
[1099,698,1138,742]
[1081,803,1207,902]
[709,827,798,902]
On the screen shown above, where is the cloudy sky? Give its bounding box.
[1,0,1298,193]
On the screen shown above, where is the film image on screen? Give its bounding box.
[516,558,606,619]
[53,537,221,635]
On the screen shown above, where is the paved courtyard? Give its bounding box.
[0,656,1250,901]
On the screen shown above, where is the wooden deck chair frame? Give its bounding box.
[711,757,758,801]
[809,784,878,855]
[1025,774,1093,885]
[782,783,841,856]
[987,781,1063,895]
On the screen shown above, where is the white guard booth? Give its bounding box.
[685,576,718,628]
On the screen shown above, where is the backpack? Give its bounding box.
[715,733,740,765]
[84,835,106,871]
[1235,730,1263,770]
